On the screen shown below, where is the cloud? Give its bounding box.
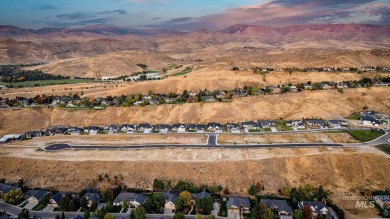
[47,18,110,27]
[32,4,59,10]
[57,13,93,20]
[153,17,162,20]
[152,0,389,30]
[97,10,127,15]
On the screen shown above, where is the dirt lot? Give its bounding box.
[9,134,207,147]
[218,132,359,144]
[0,144,389,219]
[1,87,389,135]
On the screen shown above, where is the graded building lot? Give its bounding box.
[8,134,208,147]
[0,144,389,219]
[218,133,360,144]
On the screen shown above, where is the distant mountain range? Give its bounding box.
[1,23,389,38]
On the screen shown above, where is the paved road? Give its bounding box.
[207,134,218,145]
[44,142,344,151]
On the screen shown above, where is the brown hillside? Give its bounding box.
[0,87,389,135]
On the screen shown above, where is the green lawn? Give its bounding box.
[346,112,361,120]
[0,79,99,87]
[375,144,390,155]
[345,130,384,142]
[170,67,193,76]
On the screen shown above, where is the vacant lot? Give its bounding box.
[218,132,359,144]
[375,144,390,155]
[12,134,207,147]
[0,79,98,87]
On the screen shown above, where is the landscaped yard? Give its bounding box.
[346,112,361,120]
[344,130,384,142]
[170,67,193,76]
[375,144,390,155]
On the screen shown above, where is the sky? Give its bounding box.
[0,0,389,30]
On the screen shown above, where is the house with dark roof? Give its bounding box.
[137,123,153,133]
[163,192,179,212]
[360,116,381,126]
[84,126,101,135]
[0,134,22,144]
[286,120,305,129]
[0,183,20,195]
[242,122,260,130]
[48,127,68,136]
[192,191,211,200]
[67,127,83,135]
[261,199,293,216]
[258,120,276,128]
[327,120,348,128]
[226,123,240,132]
[298,201,329,218]
[25,131,45,139]
[120,124,136,133]
[305,119,326,128]
[171,124,187,132]
[226,196,251,218]
[113,192,146,207]
[207,123,223,132]
[49,192,63,207]
[25,190,50,204]
[154,124,171,133]
[82,192,101,207]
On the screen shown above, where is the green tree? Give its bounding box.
[195,214,204,219]
[84,210,91,219]
[134,206,146,219]
[293,209,303,219]
[18,209,29,219]
[281,186,292,197]
[123,199,129,211]
[179,191,192,206]
[208,214,215,219]
[103,214,115,219]
[173,213,186,219]
[55,215,61,219]
[130,209,136,219]
[248,184,256,196]
[61,212,65,219]
[175,198,184,212]
[195,197,214,214]
[3,189,24,205]
[262,208,273,219]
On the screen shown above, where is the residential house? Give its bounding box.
[82,192,101,208]
[0,134,22,144]
[261,199,293,216]
[360,116,381,126]
[216,91,226,99]
[298,201,329,218]
[360,111,378,116]
[290,85,298,92]
[164,98,176,104]
[305,119,326,128]
[25,131,45,139]
[154,124,171,133]
[342,67,351,72]
[121,124,136,133]
[321,83,332,89]
[25,190,50,204]
[113,192,146,207]
[258,120,275,128]
[242,122,260,130]
[337,82,349,89]
[171,124,187,133]
[207,122,223,132]
[374,81,390,86]
[286,120,305,129]
[327,120,348,128]
[192,191,211,200]
[163,192,179,213]
[48,127,68,136]
[84,126,101,135]
[231,92,247,98]
[226,196,251,219]
[104,125,120,134]
[149,99,160,105]
[204,96,216,102]
[49,192,62,207]
[68,127,83,135]
[361,66,376,72]
[303,83,313,90]
[0,183,20,195]
[138,123,153,133]
[226,123,240,133]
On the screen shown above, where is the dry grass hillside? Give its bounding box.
[24,50,177,78]
[1,87,389,135]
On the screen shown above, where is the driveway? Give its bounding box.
[42,205,55,212]
[24,203,37,210]
[212,202,220,216]
[270,127,278,132]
